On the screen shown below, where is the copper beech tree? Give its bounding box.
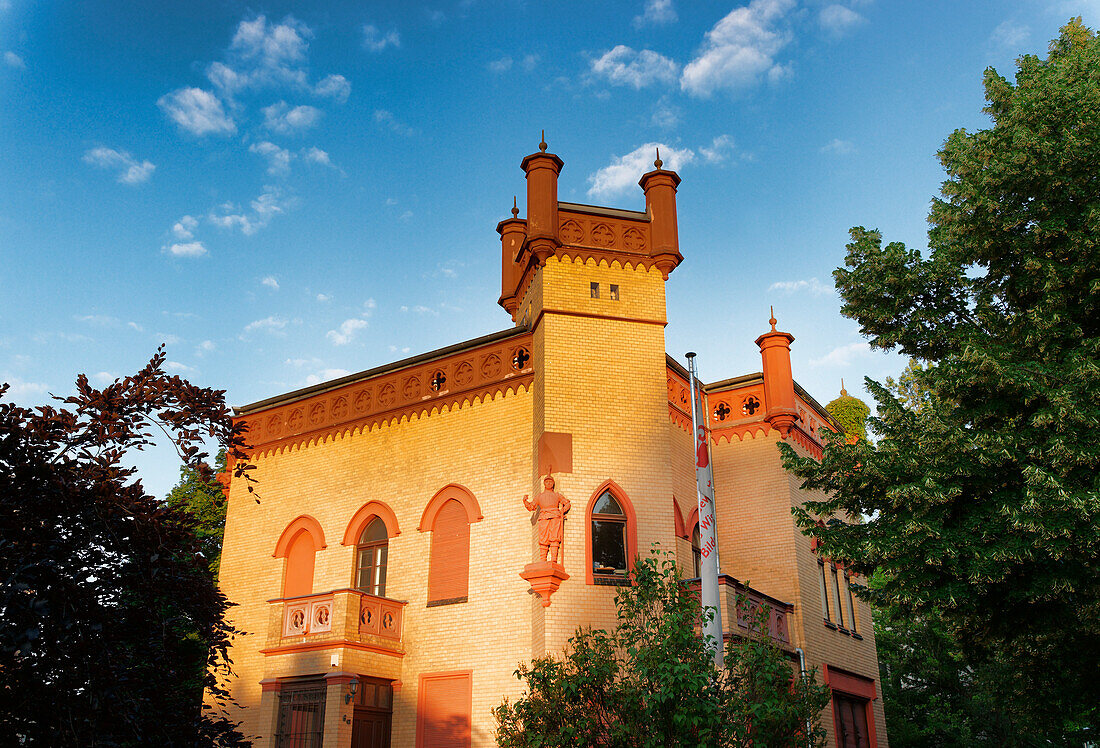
[0,348,255,746]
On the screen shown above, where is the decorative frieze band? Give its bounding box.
[239,335,534,455]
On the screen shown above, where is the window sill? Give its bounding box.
[426,596,468,608]
[823,620,837,630]
[593,576,631,587]
[851,632,863,640]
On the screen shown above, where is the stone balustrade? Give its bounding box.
[267,589,405,655]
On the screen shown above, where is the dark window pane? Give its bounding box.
[592,491,623,516]
[592,519,627,575]
[359,517,387,544]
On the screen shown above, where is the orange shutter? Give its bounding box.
[428,500,470,603]
[417,672,471,748]
[283,530,315,598]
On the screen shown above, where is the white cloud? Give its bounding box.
[261,275,280,290]
[243,316,288,334]
[262,101,322,134]
[819,5,864,38]
[374,109,416,136]
[303,146,332,166]
[172,215,198,240]
[91,371,117,386]
[158,87,236,136]
[2,377,50,402]
[197,339,216,354]
[364,298,377,311]
[587,142,694,198]
[165,360,196,373]
[590,45,680,89]
[157,333,182,345]
[165,241,208,258]
[230,15,311,79]
[388,345,411,354]
[651,100,680,129]
[699,134,735,163]
[316,293,332,302]
[768,277,832,295]
[305,368,352,385]
[989,20,1029,50]
[680,0,795,97]
[326,317,368,345]
[82,147,156,185]
[821,138,855,155]
[4,51,25,69]
[521,54,539,72]
[127,321,144,332]
[810,341,871,368]
[250,141,294,175]
[313,73,351,102]
[634,0,677,28]
[286,357,323,368]
[210,187,290,235]
[363,23,400,52]
[75,314,119,326]
[488,56,513,73]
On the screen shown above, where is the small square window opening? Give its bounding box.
[590,282,600,299]
[609,284,619,301]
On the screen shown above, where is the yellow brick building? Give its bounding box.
[216,143,888,747]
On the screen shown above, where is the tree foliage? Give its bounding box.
[825,387,870,440]
[165,449,230,579]
[494,552,829,747]
[783,20,1100,741]
[0,349,255,746]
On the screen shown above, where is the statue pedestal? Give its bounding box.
[520,561,569,607]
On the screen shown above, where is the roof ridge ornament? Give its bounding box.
[769,306,778,332]
[512,196,519,218]
[654,146,663,169]
[539,130,547,153]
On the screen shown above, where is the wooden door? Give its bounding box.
[351,707,391,748]
[833,693,870,748]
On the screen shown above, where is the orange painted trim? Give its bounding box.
[418,484,483,531]
[342,500,402,545]
[584,479,639,586]
[273,515,327,557]
[416,670,473,748]
[259,639,404,658]
[686,507,699,536]
[236,335,534,457]
[672,498,687,539]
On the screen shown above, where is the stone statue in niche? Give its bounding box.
[523,474,570,564]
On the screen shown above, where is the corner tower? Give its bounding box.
[499,141,684,655]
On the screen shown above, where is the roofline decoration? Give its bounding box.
[236,331,534,457]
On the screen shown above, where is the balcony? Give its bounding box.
[264,588,406,657]
[687,575,793,648]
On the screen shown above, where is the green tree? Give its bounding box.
[782,20,1100,742]
[0,349,255,746]
[493,552,830,747]
[166,449,230,579]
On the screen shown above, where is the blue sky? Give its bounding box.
[2,0,1095,497]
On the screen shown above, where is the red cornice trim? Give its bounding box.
[260,639,405,658]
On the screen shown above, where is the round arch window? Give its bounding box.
[356,518,388,597]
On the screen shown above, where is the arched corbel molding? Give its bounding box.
[418,483,483,531]
[341,500,402,545]
[273,515,327,558]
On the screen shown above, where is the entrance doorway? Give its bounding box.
[350,677,393,748]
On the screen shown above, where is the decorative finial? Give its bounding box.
[769,306,777,332]
[539,130,547,153]
[840,379,848,397]
[512,196,519,218]
[654,147,663,169]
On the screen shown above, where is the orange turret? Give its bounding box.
[755,308,797,436]
[519,132,563,266]
[638,148,682,280]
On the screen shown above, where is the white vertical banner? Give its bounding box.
[687,353,724,667]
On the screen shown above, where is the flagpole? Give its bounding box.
[686,352,724,667]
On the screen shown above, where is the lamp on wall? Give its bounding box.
[345,679,359,705]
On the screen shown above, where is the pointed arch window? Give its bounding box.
[585,481,638,585]
[356,518,389,597]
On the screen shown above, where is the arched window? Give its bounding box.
[356,518,388,597]
[427,499,470,605]
[691,524,702,579]
[283,530,316,598]
[585,481,638,585]
[273,515,326,599]
[419,485,481,606]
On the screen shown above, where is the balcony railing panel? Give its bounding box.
[268,589,406,654]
